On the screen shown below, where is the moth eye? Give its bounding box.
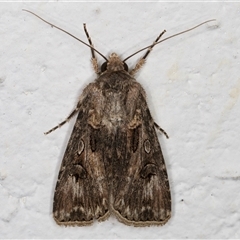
[123,62,128,71]
[101,62,108,72]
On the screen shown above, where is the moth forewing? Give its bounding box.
[23,9,215,227]
[52,53,171,227]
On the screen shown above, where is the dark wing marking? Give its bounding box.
[112,93,171,226]
[53,94,109,226]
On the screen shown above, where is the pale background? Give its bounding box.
[1,2,240,239]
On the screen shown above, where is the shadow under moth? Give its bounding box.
[24,10,215,227]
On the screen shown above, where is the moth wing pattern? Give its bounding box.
[53,70,171,227]
[112,90,171,226]
[22,10,215,227]
[53,85,110,226]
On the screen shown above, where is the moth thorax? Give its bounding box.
[107,53,125,72]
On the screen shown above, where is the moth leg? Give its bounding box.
[154,122,169,139]
[83,23,99,75]
[130,30,166,76]
[44,103,81,135]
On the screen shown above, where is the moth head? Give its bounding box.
[101,53,128,73]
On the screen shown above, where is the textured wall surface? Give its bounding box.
[1,2,239,239]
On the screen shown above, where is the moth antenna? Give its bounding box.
[22,9,108,61]
[123,19,216,62]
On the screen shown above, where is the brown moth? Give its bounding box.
[23,10,215,227]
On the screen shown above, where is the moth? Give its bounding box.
[24,10,215,227]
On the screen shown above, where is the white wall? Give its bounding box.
[0,2,239,238]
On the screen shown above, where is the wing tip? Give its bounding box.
[113,208,171,227]
[53,210,110,226]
